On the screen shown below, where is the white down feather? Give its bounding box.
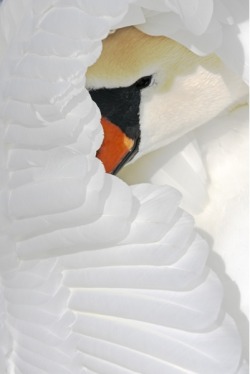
[0,1,248,373]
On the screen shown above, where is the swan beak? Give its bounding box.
[89,86,141,174]
[97,117,138,174]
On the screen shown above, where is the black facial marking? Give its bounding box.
[89,85,140,139]
[133,75,152,90]
[89,75,152,173]
[89,75,152,140]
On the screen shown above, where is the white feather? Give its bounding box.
[134,0,249,83]
[0,1,248,373]
[119,137,209,214]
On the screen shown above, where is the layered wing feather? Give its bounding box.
[0,1,247,373]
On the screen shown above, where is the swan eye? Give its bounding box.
[133,75,152,89]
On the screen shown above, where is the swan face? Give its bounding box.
[86,27,247,173]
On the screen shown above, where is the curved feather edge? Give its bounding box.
[131,0,249,83]
[0,1,247,373]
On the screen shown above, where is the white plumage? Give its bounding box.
[0,1,248,373]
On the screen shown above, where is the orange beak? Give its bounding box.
[96,117,135,174]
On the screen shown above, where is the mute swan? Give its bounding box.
[0,1,248,373]
[86,24,249,358]
[86,26,247,173]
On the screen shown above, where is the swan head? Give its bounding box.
[86,27,247,174]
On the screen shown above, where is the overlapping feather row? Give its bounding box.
[0,1,247,373]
